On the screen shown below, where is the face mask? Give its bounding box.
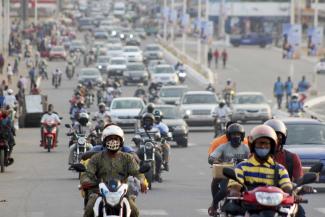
[230,136,242,148]
[255,148,271,159]
[106,139,120,152]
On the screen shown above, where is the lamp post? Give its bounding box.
[163,0,167,41]
[314,0,319,27]
[182,0,186,54]
[197,0,201,64]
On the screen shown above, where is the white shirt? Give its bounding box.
[213,106,231,118]
[94,111,111,121]
[41,113,61,124]
[7,65,13,75]
[4,95,17,107]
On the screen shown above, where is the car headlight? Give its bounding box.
[255,192,283,206]
[98,65,102,69]
[145,142,154,150]
[185,110,191,116]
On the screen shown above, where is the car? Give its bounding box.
[154,105,189,147]
[110,97,145,129]
[48,46,66,61]
[151,64,179,85]
[147,59,166,74]
[180,91,218,126]
[281,117,325,183]
[107,37,122,46]
[69,40,86,53]
[230,33,273,48]
[96,56,110,73]
[231,92,272,123]
[143,44,163,62]
[92,41,107,56]
[107,57,127,78]
[78,18,94,31]
[93,30,109,40]
[315,58,325,74]
[159,85,188,105]
[134,28,146,39]
[106,45,123,59]
[123,46,143,62]
[78,68,103,85]
[125,35,141,46]
[123,63,149,86]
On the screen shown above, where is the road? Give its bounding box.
[1,35,325,217]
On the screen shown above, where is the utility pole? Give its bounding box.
[219,0,225,38]
[171,0,174,44]
[163,0,167,41]
[3,0,10,55]
[182,0,186,54]
[0,0,3,53]
[21,0,28,29]
[314,0,319,27]
[204,0,209,66]
[290,0,295,24]
[34,0,38,25]
[197,0,201,64]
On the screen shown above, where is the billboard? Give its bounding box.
[307,27,323,56]
[282,24,302,59]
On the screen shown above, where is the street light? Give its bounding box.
[197,0,201,64]
[182,0,186,54]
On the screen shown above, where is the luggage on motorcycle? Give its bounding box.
[212,163,234,179]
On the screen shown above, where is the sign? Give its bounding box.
[307,27,323,56]
[181,13,190,29]
[282,24,302,59]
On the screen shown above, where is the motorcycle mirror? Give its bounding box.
[309,163,323,173]
[296,172,317,187]
[65,124,71,128]
[139,163,151,173]
[183,114,189,119]
[72,163,86,172]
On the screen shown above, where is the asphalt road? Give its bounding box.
[1,34,325,217]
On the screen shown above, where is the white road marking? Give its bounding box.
[18,212,44,217]
[188,143,197,147]
[196,208,208,215]
[141,209,168,216]
[315,208,325,215]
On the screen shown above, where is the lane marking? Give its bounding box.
[141,209,168,216]
[18,212,44,217]
[188,143,197,147]
[196,208,208,215]
[315,208,325,214]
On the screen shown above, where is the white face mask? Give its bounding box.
[106,139,120,152]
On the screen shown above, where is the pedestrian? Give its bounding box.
[28,67,36,91]
[297,75,310,104]
[7,63,13,85]
[284,76,293,108]
[208,49,213,68]
[17,75,27,94]
[213,48,219,68]
[221,49,228,69]
[13,56,19,75]
[30,82,41,95]
[273,76,284,109]
[0,53,5,74]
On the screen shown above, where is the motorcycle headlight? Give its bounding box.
[78,137,86,145]
[106,191,122,206]
[145,142,154,150]
[255,192,283,206]
[98,65,102,69]
[185,110,191,116]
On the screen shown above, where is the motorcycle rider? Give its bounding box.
[52,68,62,87]
[68,112,93,167]
[80,125,148,217]
[0,109,15,166]
[153,110,171,171]
[40,104,61,146]
[93,103,111,124]
[146,103,155,114]
[223,79,235,101]
[227,125,292,197]
[71,101,87,125]
[288,93,303,115]
[206,83,215,93]
[212,99,232,137]
[134,83,146,98]
[208,123,250,216]
[136,112,164,182]
[38,58,48,79]
[65,60,75,78]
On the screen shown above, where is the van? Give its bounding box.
[113,2,126,17]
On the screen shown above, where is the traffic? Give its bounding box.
[1,0,325,217]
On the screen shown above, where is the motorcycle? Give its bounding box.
[66,63,75,80]
[213,115,230,138]
[176,69,187,84]
[220,167,318,217]
[41,119,59,152]
[224,90,235,107]
[0,138,9,172]
[52,74,61,88]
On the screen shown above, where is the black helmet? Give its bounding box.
[147,103,155,113]
[153,110,163,122]
[226,123,245,140]
[264,119,287,146]
[142,113,155,130]
[78,112,89,126]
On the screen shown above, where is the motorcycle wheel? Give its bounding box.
[145,167,153,190]
[47,137,52,152]
[0,149,5,173]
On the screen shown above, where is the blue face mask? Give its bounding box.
[255,148,271,159]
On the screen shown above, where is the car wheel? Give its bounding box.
[177,138,188,148]
[144,80,148,86]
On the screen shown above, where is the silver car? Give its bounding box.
[159,85,188,105]
[78,68,103,85]
[151,64,179,85]
[231,92,272,123]
[180,91,218,126]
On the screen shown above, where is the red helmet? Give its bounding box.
[248,125,278,155]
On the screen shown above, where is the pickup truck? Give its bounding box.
[230,33,273,48]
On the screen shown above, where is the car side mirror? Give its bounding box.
[309,163,323,173]
[295,172,317,187]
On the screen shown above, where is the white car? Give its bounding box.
[106,45,123,59]
[231,92,272,123]
[78,68,103,85]
[151,64,179,85]
[110,97,145,129]
[315,58,325,74]
[180,91,218,126]
[123,46,143,62]
[107,57,127,77]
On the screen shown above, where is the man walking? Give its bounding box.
[28,67,36,91]
[0,53,4,74]
[221,49,228,69]
[213,48,219,68]
[208,49,213,68]
[273,76,284,109]
[7,63,13,85]
[284,76,293,108]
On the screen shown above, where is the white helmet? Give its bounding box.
[7,89,13,95]
[101,125,125,143]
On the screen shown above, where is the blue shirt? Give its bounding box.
[274,81,284,96]
[154,122,169,136]
[297,80,310,92]
[288,100,303,113]
[284,81,293,95]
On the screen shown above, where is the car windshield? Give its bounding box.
[98,57,109,62]
[156,107,182,119]
[51,47,64,52]
[81,70,100,76]
[110,59,126,65]
[146,46,160,51]
[79,19,92,25]
[127,64,145,71]
[182,94,217,104]
[124,48,139,52]
[112,100,143,109]
[286,124,325,145]
[160,88,185,97]
[108,46,122,51]
[154,66,174,74]
[234,94,266,104]
[71,41,82,46]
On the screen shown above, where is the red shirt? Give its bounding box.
[213,50,219,58]
[274,149,303,181]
